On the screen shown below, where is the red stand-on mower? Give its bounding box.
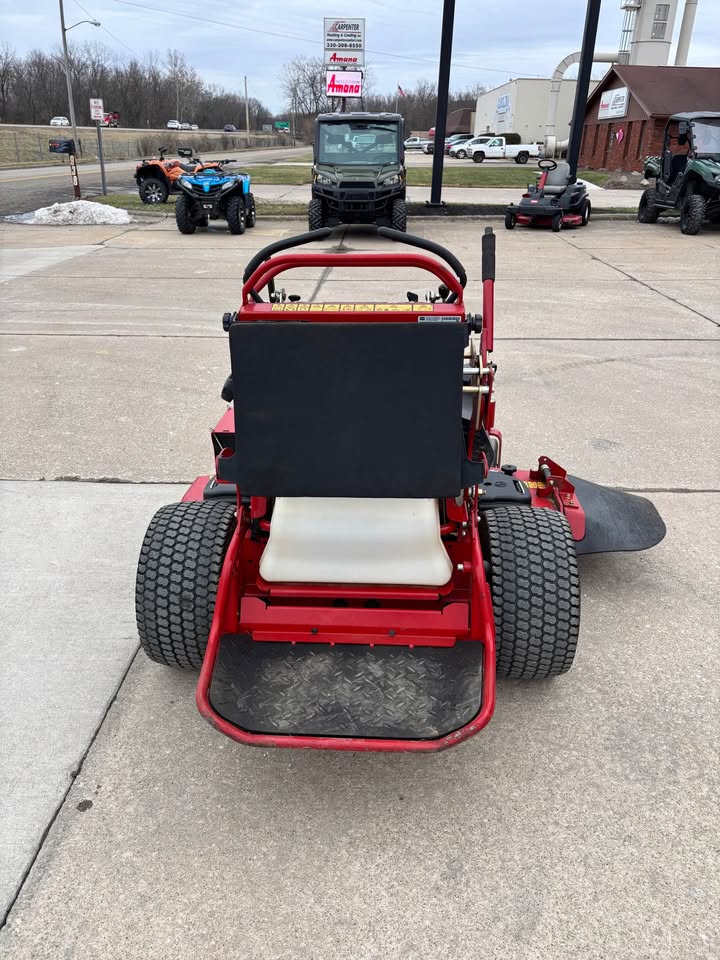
[136,227,665,752]
[505,159,591,232]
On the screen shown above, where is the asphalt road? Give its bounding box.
[0,146,310,217]
[0,148,526,217]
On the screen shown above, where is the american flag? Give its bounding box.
[397,84,407,97]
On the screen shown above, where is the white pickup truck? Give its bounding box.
[470,136,540,165]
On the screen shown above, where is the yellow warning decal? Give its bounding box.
[270,302,432,312]
[525,481,549,489]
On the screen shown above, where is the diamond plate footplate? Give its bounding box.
[209,635,485,740]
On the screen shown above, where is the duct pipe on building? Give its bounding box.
[675,0,698,66]
[544,50,618,157]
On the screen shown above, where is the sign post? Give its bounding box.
[49,138,81,199]
[90,97,107,195]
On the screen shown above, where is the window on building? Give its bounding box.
[652,3,670,39]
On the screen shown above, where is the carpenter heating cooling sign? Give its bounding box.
[326,70,363,97]
[598,86,629,120]
[324,17,365,67]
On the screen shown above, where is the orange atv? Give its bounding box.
[134,147,225,204]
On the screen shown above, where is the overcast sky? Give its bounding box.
[2,0,718,111]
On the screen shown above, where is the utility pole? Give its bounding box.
[244,75,250,135]
[58,0,100,159]
[429,0,456,206]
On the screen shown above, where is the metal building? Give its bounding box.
[474,79,588,143]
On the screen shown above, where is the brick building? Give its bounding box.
[580,65,720,172]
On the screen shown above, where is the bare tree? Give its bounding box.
[282,57,332,117]
[0,42,17,122]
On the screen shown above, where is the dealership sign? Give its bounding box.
[326,70,363,97]
[324,17,365,67]
[598,86,629,120]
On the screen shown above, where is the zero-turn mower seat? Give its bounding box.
[217,319,483,586]
[259,497,453,586]
[542,161,572,195]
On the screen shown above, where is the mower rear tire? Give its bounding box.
[680,193,706,235]
[480,505,580,679]
[308,198,325,231]
[473,152,485,163]
[226,194,246,235]
[637,188,660,224]
[581,198,592,226]
[504,211,516,230]
[391,198,408,233]
[551,213,562,232]
[136,500,237,669]
[246,193,257,227]
[175,195,196,234]
[139,177,169,204]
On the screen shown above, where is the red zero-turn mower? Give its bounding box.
[505,159,591,232]
[136,227,665,752]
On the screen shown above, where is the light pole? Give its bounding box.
[59,0,100,155]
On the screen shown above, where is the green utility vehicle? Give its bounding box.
[640,112,720,235]
[309,112,407,231]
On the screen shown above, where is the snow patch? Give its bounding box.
[25,200,132,226]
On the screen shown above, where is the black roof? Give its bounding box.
[669,111,720,121]
[317,112,402,122]
[588,66,720,117]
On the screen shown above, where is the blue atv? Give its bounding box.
[174,151,256,235]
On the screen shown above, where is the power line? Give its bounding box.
[110,0,548,78]
[72,0,142,58]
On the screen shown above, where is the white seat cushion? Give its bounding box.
[259,498,453,586]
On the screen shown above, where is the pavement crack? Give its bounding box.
[0,646,142,931]
[308,267,332,303]
[586,251,720,330]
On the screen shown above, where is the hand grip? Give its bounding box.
[482,227,495,282]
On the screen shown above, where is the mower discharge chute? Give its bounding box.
[135,227,665,752]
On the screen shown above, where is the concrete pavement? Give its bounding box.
[0,215,718,957]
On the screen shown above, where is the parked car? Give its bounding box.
[224,123,237,132]
[191,124,199,131]
[449,136,491,159]
[471,136,540,164]
[100,111,120,127]
[50,116,70,126]
[422,133,472,155]
[180,122,191,131]
[444,135,473,155]
[404,136,431,151]
[167,119,181,130]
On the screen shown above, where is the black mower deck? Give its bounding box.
[209,635,485,740]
